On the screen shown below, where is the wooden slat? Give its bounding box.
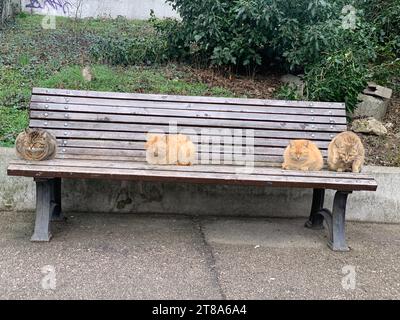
[30,101,347,117]
[57,147,284,162]
[58,139,328,154]
[32,88,346,109]
[30,119,346,133]
[55,137,330,149]
[32,126,339,142]
[55,140,328,158]
[30,109,346,125]
[7,162,377,191]
[52,154,281,167]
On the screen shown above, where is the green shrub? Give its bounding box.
[275,85,302,101]
[304,50,368,111]
[89,22,169,66]
[149,12,189,61]
[165,0,374,69]
[165,0,399,110]
[363,0,400,56]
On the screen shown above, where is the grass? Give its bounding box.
[0,107,29,147]
[0,14,234,146]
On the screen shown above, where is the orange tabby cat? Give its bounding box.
[328,131,365,173]
[145,134,168,165]
[145,134,196,165]
[282,140,323,171]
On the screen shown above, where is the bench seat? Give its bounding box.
[8,159,377,191]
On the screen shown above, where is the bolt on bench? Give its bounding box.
[7,88,378,251]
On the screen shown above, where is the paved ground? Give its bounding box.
[0,211,399,299]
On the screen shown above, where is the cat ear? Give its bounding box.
[304,140,309,147]
[289,141,294,148]
[146,134,159,146]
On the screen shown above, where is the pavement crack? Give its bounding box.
[192,217,226,300]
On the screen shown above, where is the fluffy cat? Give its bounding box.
[282,140,323,171]
[328,131,365,173]
[145,134,196,165]
[15,128,57,161]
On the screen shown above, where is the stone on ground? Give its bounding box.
[354,94,390,121]
[280,74,304,97]
[352,117,388,136]
[363,82,393,100]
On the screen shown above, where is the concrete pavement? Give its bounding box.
[0,211,399,299]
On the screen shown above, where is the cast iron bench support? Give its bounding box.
[31,178,63,242]
[306,188,351,251]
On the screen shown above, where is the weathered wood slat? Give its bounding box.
[53,153,282,166]
[30,101,347,117]
[31,109,346,126]
[32,88,346,109]
[9,159,374,180]
[30,118,346,133]
[7,163,377,191]
[56,140,328,157]
[56,139,328,153]
[30,109,346,125]
[57,147,285,162]
[41,128,338,142]
[55,137,330,150]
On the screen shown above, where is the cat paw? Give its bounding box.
[300,167,309,171]
[337,168,344,172]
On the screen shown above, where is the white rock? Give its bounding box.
[352,117,388,136]
[82,66,93,82]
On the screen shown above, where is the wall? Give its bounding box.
[1,147,399,223]
[21,0,179,20]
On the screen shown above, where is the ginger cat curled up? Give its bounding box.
[328,131,365,173]
[282,140,323,171]
[145,134,196,165]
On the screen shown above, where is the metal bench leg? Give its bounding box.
[305,188,325,230]
[318,191,351,252]
[31,178,53,242]
[50,178,64,221]
[31,178,63,242]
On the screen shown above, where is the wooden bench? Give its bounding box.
[7,88,378,251]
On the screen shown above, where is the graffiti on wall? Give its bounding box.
[25,0,73,15]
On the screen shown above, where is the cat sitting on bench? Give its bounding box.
[282,139,323,171]
[15,128,57,161]
[145,134,196,166]
[328,131,365,173]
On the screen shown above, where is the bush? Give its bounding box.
[165,0,398,111]
[90,33,168,66]
[149,12,189,61]
[363,0,400,56]
[166,0,372,68]
[305,50,369,110]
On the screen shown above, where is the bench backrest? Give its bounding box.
[29,88,347,166]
